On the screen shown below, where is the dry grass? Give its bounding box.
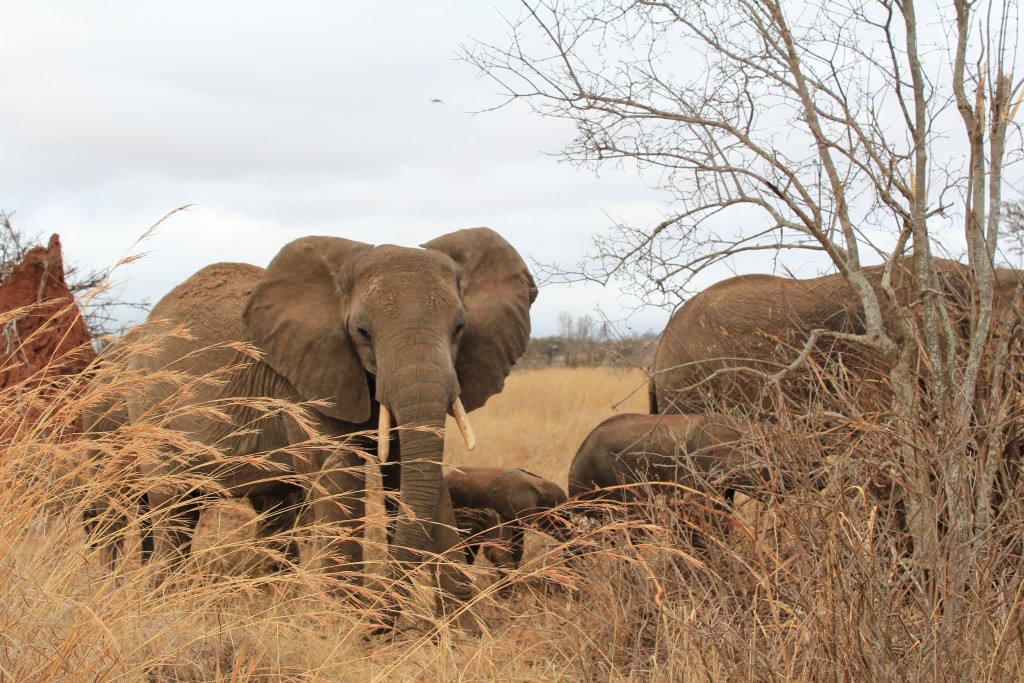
[3,307,1024,681]
[444,366,649,480]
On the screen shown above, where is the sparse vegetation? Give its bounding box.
[520,312,658,369]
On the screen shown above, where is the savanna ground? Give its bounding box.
[4,342,1024,681]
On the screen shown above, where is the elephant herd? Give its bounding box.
[84,229,1003,628]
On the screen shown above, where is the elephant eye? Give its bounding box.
[453,321,465,339]
[356,326,372,342]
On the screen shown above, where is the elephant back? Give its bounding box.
[445,467,507,510]
[149,262,263,343]
[128,262,265,426]
[652,269,879,416]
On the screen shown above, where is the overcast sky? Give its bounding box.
[0,1,672,337]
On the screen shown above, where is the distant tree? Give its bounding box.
[557,311,606,366]
[524,335,564,366]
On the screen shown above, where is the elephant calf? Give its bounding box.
[445,467,568,569]
[452,507,517,569]
[567,413,770,505]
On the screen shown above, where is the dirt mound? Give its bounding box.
[0,234,95,429]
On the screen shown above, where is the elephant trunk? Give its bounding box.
[377,396,474,461]
[375,342,462,569]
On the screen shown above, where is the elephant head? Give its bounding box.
[241,227,537,569]
[492,469,567,518]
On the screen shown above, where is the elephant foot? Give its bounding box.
[363,594,487,638]
[436,593,488,637]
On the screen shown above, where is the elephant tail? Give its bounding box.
[648,377,660,415]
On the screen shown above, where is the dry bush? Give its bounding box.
[535,419,1024,682]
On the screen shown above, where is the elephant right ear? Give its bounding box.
[243,236,373,424]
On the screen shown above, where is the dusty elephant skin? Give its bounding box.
[446,467,568,568]
[565,413,778,552]
[649,257,1024,416]
[118,228,536,624]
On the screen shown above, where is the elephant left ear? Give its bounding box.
[243,236,373,424]
[423,227,537,412]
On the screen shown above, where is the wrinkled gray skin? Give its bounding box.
[124,228,536,611]
[445,467,568,568]
[567,413,760,505]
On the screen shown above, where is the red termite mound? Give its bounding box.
[0,233,95,409]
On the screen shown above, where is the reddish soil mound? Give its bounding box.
[0,234,95,425]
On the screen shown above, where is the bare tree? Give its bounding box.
[558,311,602,365]
[468,0,1024,672]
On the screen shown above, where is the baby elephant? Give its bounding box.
[446,467,568,568]
[452,507,517,569]
[568,413,764,504]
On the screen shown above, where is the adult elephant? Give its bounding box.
[81,391,153,567]
[125,228,536,614]
[650,258,1022,416]
[445,467,567,568]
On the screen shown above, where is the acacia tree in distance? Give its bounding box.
[468,0,1023,644]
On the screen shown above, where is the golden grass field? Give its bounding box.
[4,333,1023,681]
[443,366,649,480]
[0,363,661,682]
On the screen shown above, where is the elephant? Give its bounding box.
[81,392,153,567]
[445,467,568,568]
[565,412,800,553]
[119,227,536,619]
[567,413,762,505]
[649,257,1024,416]
[452,507,517,569]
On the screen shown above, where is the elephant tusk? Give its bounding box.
[378,403,391,462]
[452,398,476,451]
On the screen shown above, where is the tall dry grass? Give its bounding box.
[444,366,649,480]
[0,304,652,681]
[3,300,1024,681]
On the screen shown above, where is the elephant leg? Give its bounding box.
[249,487,303,570]
[83,502,124,570]
[82,504,101,550]
[84,489,152,570]
[148,490,202,579]
[509,524,525,568]
[300,449,366,578]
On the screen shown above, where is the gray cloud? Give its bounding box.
[0,0,669,337]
